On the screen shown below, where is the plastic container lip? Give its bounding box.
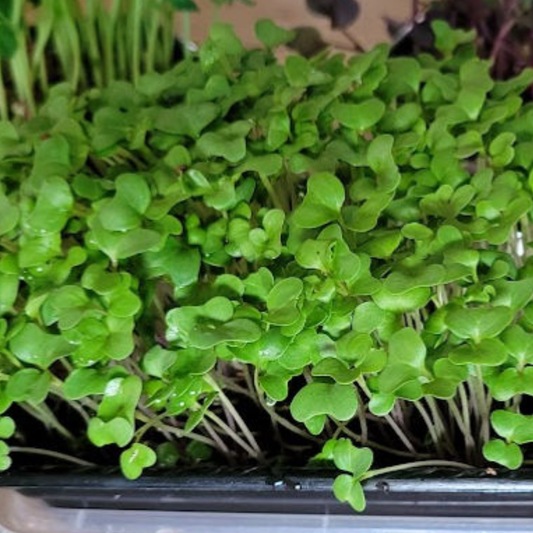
[3,467,533,517]
[2,491,533,533]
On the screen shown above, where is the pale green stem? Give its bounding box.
[130,0,143,84]
[115,5,127,80]
[181,12,191,57]
[355,389,368,445]
[337,424,431,459]
[101,0,120,83]
[0,66,8,120]
[363,460,474,480]
[205,375,262,457]
[135,411,216,448]
[414,401,443,456]
[474,366,490,447]
[10,447,95,467]
[357,378,417,455]
[20,403,74,442]
[134,412,167,442]
[466,378,479,421]
[10,0,35,116]
[31,0,54,80]
[258,173,286,211]
[37,60,49,97]
[161,4,175,69]
[49,384,90,424]
[512,394,522,413]
[57,0,82,91]
[447,398,467,435]
[145,8,160,73]
[0,239,18,254]
[357,377,372,398]
[204,410,257,457]
[201,417,232,456]
[448,397,475,462]
[253,370,320,443]
[458,383,472,439]
[243,366,260,406]
[83,0,103,87]
[385,414,418,455]
[0,349,22,368]
[426,397,456,455]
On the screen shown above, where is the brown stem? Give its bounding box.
[412,0,419,19]
[490,18,516,66]
[341,30,365,53]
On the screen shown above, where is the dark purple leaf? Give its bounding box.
[306,0,360,29]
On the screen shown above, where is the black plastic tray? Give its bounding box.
[2,468,533,517]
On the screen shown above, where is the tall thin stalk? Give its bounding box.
[161,2,175,70]
[145,5,160,73]
[10,447,96,467]
[0,66,8,119]
[205,375,262,458]
[31,0,54,98]
[414,401,443,456]
[9,0,35,116]
[364,459,474,480]
[129,0,143,84]
[82,0,103,88]
[52,0,82,91]
[448,397,475,463]
[100,0,121,84]
[115,3,127,80]
[473,366,490,448]
[181,11,191,57]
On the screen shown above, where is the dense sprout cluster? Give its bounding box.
[0,0,191,121]
[2,19,533,510]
